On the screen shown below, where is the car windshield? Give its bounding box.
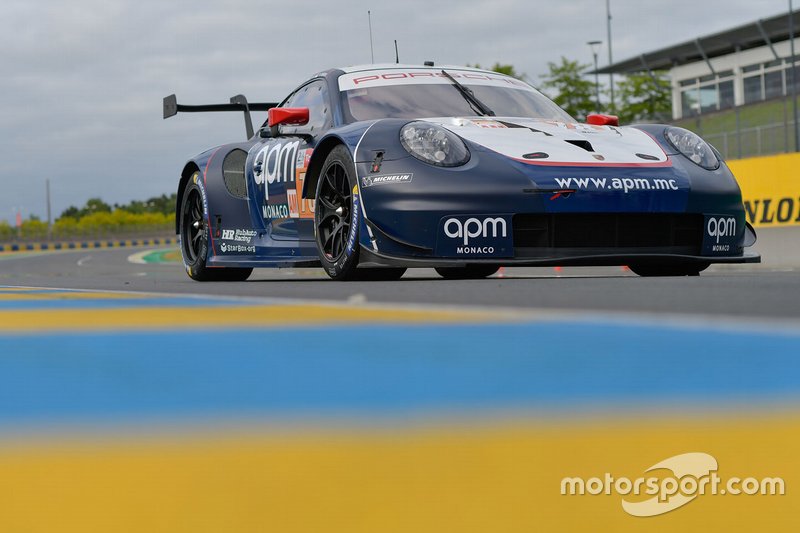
[341,75,573,122]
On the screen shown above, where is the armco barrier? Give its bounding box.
[728,153,800,227]
[0,237,178,253]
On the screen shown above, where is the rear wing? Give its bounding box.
[163,94,278,139]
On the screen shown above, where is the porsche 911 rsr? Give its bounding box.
[164,63,759,281]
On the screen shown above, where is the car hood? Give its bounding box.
[423,117,670,167]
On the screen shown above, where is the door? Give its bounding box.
[249,79,331,241]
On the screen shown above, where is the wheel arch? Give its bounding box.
[302,135,348,200]
[175,162,201,234]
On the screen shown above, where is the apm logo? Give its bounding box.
[443,217,507,246]
[707,216,736,244]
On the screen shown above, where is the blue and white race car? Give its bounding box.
[164,63,759,281]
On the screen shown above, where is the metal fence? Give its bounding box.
[704,121,797,160]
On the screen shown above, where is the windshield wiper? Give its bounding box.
[441,69,495,117]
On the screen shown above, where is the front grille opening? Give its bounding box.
[513,213,703,250]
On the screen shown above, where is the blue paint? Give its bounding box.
[0,321,798,428]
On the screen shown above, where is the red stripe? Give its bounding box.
[203,148,222,257]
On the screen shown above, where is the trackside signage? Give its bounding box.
[728,153,800,227]
[435,215,513,258]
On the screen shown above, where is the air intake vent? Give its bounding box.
[565,140,594,152]
[222,149,248,199]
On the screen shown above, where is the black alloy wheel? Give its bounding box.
[179,173,252,282]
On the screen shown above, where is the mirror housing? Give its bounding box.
[586,113,619,127]
[268,107,310,127]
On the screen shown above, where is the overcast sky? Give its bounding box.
[0,0,788,222]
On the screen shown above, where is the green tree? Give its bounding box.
[469,62,525,80]
[616,71,672,124]
[84,197,112,215]
[540,57,595,120]
[59,205,82,219]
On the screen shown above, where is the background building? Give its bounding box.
[600,11,800,159]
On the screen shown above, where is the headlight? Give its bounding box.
[665,127,719,170]
[400,122,470,167]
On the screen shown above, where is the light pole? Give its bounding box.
[606,0,615,110]
[790,0,799,152]
[588,40,602,112]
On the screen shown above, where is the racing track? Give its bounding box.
[2,226,799,532]
[1,225,799,320]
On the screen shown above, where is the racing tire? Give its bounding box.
[355,268,407,281]
[435,265,500,279]
[315,146,363,281]
[629,263,709,277]
[179,172,252,282]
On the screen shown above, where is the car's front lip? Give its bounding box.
[357,246,761,269]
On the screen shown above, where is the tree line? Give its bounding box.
[476,59,671,124]
[1,194,176,241]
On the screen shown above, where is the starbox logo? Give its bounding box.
[560,452,785,517]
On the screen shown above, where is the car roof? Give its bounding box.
[337,63,501,76]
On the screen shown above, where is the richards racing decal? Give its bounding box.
[220,229,257,243]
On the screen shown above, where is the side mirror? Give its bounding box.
[586,113,620,127]
[268,107,310,127]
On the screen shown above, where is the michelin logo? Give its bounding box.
[361,173,413,188]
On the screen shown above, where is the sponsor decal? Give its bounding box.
[560,452,785,517]
[553,176,680,194]
[265,203,290,219]
[338,70,533,91]
[220,229,257,243]
[436,215,513,258]
[291,148,315,219]
[744,197,800,226]
[702,215,740,255]
[219,242,256,254]
[728,154,800,227]
[345,185,359,255]
[253,140,302,219]
[194,175,209,216]
[360,173,413,188]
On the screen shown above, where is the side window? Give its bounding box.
[280,80,331,136]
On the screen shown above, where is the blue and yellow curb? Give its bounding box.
[0,286,798,532]
[0,237,178,253]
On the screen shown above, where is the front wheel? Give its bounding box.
[435,265,500,280]
[179,172,252,282]
[314,146,362,281]
[629,263,708,277]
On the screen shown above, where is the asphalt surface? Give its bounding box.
[1,227,798,320]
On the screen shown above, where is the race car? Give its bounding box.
[164,63,759,281]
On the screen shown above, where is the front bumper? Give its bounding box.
[358,246,761,269]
